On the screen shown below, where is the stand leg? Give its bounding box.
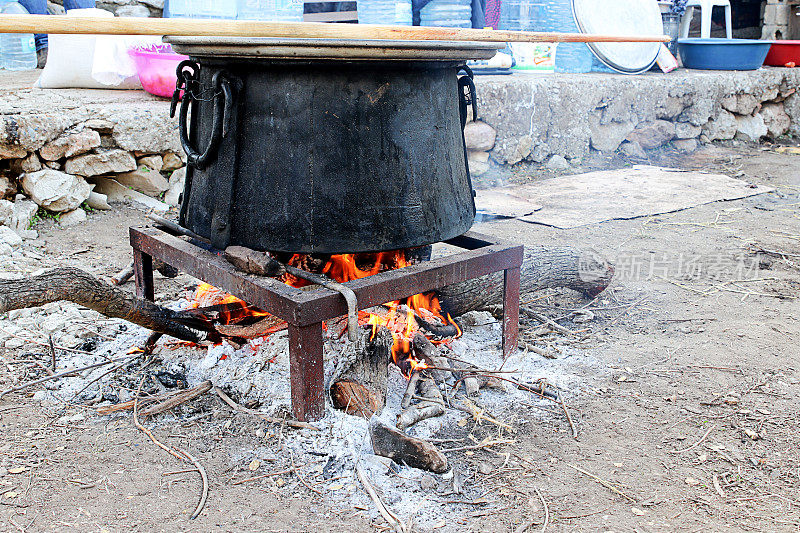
[133,249,154,301]
[502,266,520,359]
[288,322,325,422]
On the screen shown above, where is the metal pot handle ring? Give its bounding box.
[171,63,233,170]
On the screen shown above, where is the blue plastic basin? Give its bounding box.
[678,38,773,70]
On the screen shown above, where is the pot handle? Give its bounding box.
[171,62,233,170]
[457,65,477,129]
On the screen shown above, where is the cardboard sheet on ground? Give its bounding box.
[484,165,772,229]
[475,189,542,218]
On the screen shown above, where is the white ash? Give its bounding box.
[11,303,606,530]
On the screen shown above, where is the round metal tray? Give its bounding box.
[165,36,504,61]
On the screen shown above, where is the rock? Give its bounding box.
[59,208,87,227]
[721,94,760,116]
[589,120,634,152]
[21,169,92,213]
[0,243,12,256]
[0,226,23,249]
[9,153,41,174]
[10,199,38,233]
[81,119,115,133]
[46,1,65,15]
[0,144,27,159]
[0,176,16,199]
[164,176,185,206]
[625,120,676,150]
[0,199,13,226]
[65,149,137,177]
[702,110,738,141]
[463,121,497,152]
[161,152,184,172]
[116,4,151,16]
[673,139,698,152]
[112,111,183,154]
[735,113,768,142]
[620,141,647,159]
[760,103,790,138]
[85,191,112,210]
[168,166,186,186]
[544,154,571,171]
[674,122,702,139]
[39,130,101,161]
[91,177,169,213]
[138,154,163,172]
[508,135,533,165]
[139,0,164,8]
[44,161,62,170]
[784,92,800,136]
[115,165,170,197]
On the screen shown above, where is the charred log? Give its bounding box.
[329,327,393,418]
[438,246,614,317]
[396,377,445,430]
[369,418,448,474]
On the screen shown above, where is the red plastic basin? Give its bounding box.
[765,40,800,67]
[129,43,189,98]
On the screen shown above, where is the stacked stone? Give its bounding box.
[0,112,186,255]
[48,0,164,17]
[761,0,798,40]
[477,69,800,169]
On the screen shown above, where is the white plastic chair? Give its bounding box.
[680,0,733,39]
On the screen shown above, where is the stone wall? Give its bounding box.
[761,0,800,39]
[464,68,800,173]
[48,0,163,17]
[0,81,183,252]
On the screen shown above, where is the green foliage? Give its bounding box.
[29,207,61,228]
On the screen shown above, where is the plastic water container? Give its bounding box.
[498,0,593,73]
[358,0,412,25]
[167,0,237,19]
[419,0,471,28]
[0,1,37,70]
[237,0,304,21]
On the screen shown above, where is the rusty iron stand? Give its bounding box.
[130,226,523,422]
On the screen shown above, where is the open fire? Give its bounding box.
[191,249,461,376]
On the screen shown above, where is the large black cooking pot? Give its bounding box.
[166,37,503,253]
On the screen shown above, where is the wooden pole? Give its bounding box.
[0,14,669,43]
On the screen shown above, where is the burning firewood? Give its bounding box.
[369,418,448,474]
[329,327,393,418]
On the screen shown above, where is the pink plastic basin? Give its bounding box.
[129,44,189,98]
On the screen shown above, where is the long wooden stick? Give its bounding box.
[0,15,668,43]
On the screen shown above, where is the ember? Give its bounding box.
[190,250,462,376]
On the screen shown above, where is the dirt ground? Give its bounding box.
[1,143,798,532]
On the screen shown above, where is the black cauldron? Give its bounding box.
[167,37,502,253]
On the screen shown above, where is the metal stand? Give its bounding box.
[130,226,523,422]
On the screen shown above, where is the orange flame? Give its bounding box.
[189,250,461,374]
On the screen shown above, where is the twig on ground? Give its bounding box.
[535,487,549,532]
[48,335,56,372]
[670,425,716,454]
[558,390,578,439]
[112,262,135,285]
[213,386,318,430]
[567,464,636,503]
[356,464,407,533]
[0,325,95,355]
[290,451,321,495]
[0,355,139,398]
[139,381,212,417]
[133,373,208,520]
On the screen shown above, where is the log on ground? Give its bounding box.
[438,245,614,317]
